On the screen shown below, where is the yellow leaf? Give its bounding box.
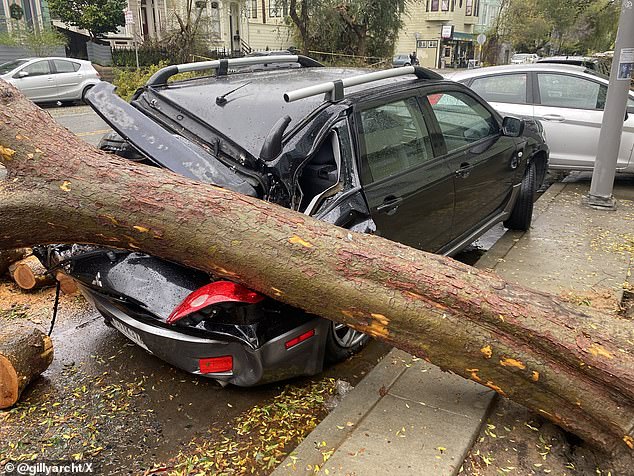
[60,181,72,192]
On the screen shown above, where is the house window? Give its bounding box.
[426,0,430,11]
[431,0,439,11]
[475,0,480,16]
[466,0,473,15]
[441,0,449,11]
[249,0,257,18]
[451,0,455,11]
[269,0,287,18]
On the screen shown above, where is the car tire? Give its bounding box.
[324,322,370,365]
[504,162,535,231]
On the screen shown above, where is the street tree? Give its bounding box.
[286,0,408,60]
[163,0,207,64]
[48,0,126,40]
[498,0,618,54]
[0,81,633,451]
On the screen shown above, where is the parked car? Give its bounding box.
[0,57,100,104]
[510,53,538,64]
[537,55,611,76]
[38,56,548,387]
[447,63,634,174]
[392,53,413,67]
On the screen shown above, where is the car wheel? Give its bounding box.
[324,322,370,365]
[504,162,535,231]
[81,85,94,104]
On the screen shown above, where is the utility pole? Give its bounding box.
[585,0,634,210]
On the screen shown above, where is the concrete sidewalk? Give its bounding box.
[273,178,634,476]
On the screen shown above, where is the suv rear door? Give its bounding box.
[355,94,455,253]
[425,88,519,239]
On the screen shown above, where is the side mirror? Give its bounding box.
[15,71,29,78]
[502,116,525,137]
[626,105,634,121]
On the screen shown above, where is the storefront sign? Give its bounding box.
[441,25,454,39]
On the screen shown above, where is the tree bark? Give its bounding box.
[9,255,55,290]
[0,248,29,276]
[0,81,633,451]
[0,326,53,408]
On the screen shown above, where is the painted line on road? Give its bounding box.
[75,129,112,137]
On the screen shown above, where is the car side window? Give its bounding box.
[428,91,499,153]
[53,60,80,73]
[469,74,527,104]
[537,74,606,110]
[359,97,434,182]
[22,61,51,76]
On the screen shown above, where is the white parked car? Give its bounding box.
[510,53,538,64]
[447,64,634,173]
[0,57,101,104]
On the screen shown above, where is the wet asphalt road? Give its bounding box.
[11,103,506,473]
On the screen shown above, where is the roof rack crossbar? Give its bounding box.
[283,66,443,103]
[145,55,323,87]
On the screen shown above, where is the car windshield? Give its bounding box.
[0,59,28,74]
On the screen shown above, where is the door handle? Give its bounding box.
[541,114,565,122]
[47,77,54,82]
[376,195,403,213]
[455,162,472,179]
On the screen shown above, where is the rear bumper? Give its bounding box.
[85,288,330,387]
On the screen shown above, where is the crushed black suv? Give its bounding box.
[39,55,549,387]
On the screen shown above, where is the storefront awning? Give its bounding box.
[452,32,475,41]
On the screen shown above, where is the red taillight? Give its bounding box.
[285,329,315,349]
[427,93,443,105]
[199,356,233,373]
[167,281,265,324]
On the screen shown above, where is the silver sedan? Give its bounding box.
[0,57,101,104]
[447,64,634,174]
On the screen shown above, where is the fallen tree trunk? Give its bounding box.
[0,248,29,276]
[9,255,55,290]
[0,326,53,408]
[0,82,632,450]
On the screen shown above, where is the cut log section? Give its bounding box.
[55,271,78,295]
[0,327,53,408]
[9,255,55,291]
[0,248,29,276]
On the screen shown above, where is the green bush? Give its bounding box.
[112,62,168,101]
[113,62,209,101]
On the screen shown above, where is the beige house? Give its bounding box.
[396,0,481,69]
[103,0,293,55]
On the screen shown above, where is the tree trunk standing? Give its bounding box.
[0,82,633,451]
[0,326,53,408]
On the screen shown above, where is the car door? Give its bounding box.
[533,72,632,170]
[12,60,58,101]
[356,94,455,253]
[426,89,519,239]
[52,59,82,100]
[466,72,534,121]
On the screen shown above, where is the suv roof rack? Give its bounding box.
[283,66,443,103]
[146,55,324,87]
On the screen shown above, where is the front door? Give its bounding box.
[229,2,241,54]
[356,95,455,253]
[13,60,58,101]
[426,89,518,238]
